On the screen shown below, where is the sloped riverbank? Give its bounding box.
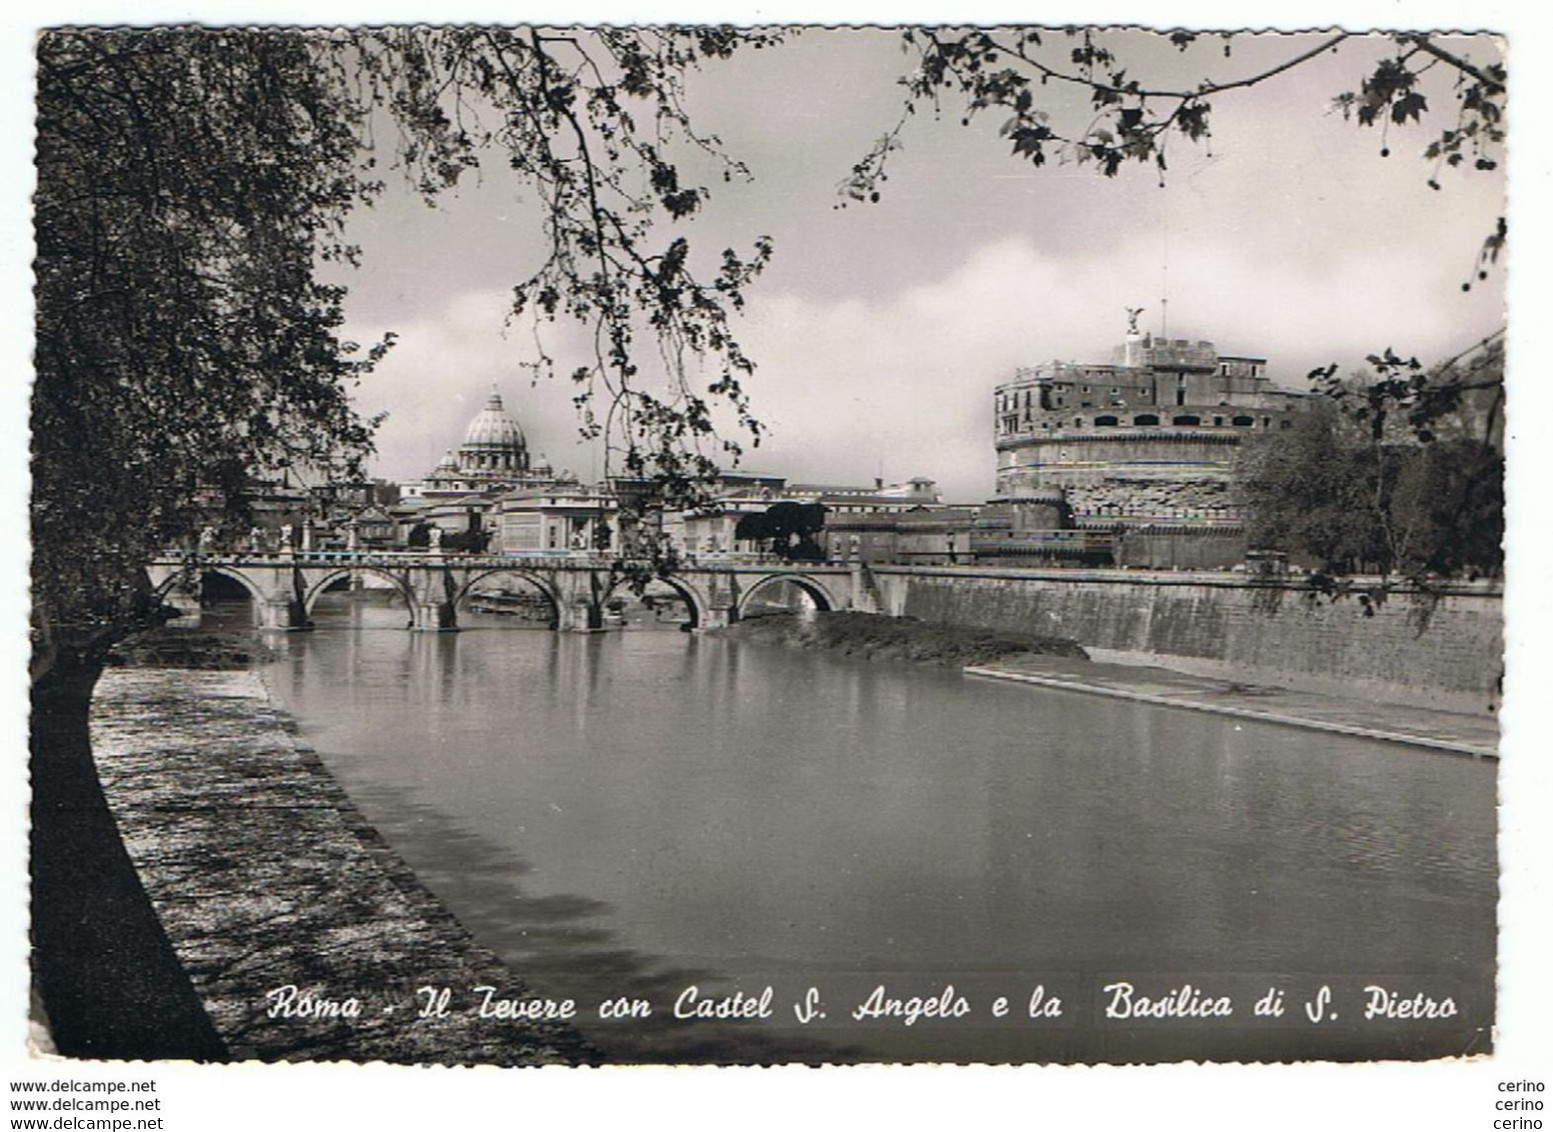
[718,610,1087,667]
[89,665,594,1064]
[106,626,279,670]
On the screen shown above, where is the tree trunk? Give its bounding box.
[30,645,228,1060]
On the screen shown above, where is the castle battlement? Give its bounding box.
[992,330,1309,565]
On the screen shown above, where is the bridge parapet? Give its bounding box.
[154,549,623,571]
[154,549,861,572]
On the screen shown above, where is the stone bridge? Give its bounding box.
[146,550,875,633]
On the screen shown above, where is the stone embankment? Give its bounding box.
[90,657,593,1065]
[106,627,277,670]
[719,610,1087,667]
[856,567,1501,715]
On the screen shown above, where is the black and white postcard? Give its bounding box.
[9,5,1549,1128]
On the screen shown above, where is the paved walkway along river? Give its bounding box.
[89,667,592,1064]
[967,656,1499,758]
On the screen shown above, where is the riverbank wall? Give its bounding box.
[88,665,594,1065]
[857,567,1502,716]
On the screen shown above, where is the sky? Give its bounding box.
[329,28,1508,502]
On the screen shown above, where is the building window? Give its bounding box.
[1232,415,1254,427]
[1134,414,1159,426]
[1095,415,1119,427]
[1280,419,1294,429]
[1172,414,1200,425]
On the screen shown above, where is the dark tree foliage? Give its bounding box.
[1239,341,1504,581]
[441,527,492,553]
[732,511,764,549]
[34,29,385,670]
[734,501,827,559]
[1240,404,1383,574]
[1312,334,1505,449]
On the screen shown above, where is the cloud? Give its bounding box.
[349,292,610,485]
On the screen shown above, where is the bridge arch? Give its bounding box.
[604,573,709,630]
[451,569,565,628]
[151,563,269,608]
[302,567,416,619]
[735,572,837,619]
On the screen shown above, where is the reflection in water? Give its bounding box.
[259,593,1497,1062]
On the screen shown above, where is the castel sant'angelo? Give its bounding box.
[987,313,1308,568]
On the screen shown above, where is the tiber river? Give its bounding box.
[253,592,1496,1064]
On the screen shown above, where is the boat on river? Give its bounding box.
[466,588,554,621]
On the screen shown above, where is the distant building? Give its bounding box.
[349,505,398,548]
[788,477,941,507]
[665,476,782,557]
[987,325,1308,568]
[659,475,952,562]
[188,467,322,551]
[408,386,564,505]
[496,482,618,554]
[787,479,943,564]
[894,505,977,566]
[388,385,589,546]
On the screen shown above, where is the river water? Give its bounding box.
[256,595,1497,1064]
